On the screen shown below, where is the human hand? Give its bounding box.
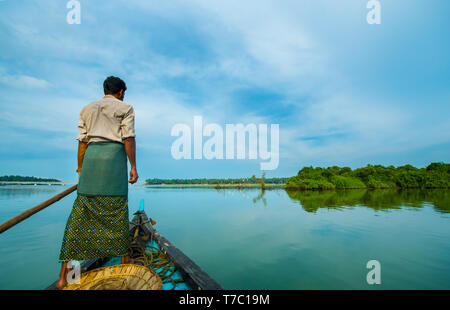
[129,166,139,184]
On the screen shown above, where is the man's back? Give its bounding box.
[77,96,135,144]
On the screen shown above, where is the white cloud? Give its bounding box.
[0,72,51,89]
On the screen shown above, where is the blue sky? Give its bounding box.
[0,0,449,181]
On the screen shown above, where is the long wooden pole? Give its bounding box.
[0,184,78,234]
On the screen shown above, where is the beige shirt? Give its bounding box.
[76,96,136,144]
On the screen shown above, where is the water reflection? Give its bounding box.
[285,189,450,214]
[0,186,63,198]
[252,189,267,207]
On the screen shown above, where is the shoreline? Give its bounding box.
[1,183,448,191]
[145,184,284,188]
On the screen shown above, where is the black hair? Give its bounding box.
[103,76,127,95]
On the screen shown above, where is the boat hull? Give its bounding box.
[46,209,222,290]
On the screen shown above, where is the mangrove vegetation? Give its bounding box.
[0,175,61,182]
[285,163,450,190]
[145,176,288,185]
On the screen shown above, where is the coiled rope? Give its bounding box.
[128,231,184,290]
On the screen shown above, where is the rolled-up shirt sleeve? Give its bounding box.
[76,113,89,142]
[120,105,136,140]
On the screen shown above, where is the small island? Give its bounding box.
[285,162,449,190]
[145,174,287,189]
[0,175,61,183]
[0,175,64,186]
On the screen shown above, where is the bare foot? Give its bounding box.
[56,278,67,290]
[57,262,69,290]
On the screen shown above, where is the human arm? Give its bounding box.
[76,141,89,178]
[76,109,89,179]
[121,104,138,184]
[124,137,138,184]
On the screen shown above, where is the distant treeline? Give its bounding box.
[285,163,450,190]
[0,175,61,182]
[145,177,288,185]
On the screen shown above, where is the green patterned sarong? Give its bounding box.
[77,142,128,197]
[59,142,129,262]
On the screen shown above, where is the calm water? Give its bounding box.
[0,186,449,290]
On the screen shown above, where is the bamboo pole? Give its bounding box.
[0,184,78,234]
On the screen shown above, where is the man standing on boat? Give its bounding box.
[56,76,138,289]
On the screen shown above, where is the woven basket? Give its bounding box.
[62,264,163,290]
